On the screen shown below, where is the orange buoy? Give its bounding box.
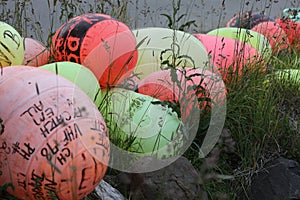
[51,13,138,88]
[275,18,300,51]
[0,66,110,199]
[23,37,50,67]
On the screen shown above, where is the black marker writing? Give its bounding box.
[3,30,21,48]
[11,142,35,160]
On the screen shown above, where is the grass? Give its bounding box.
[220,56,299,198]
[1,0,300,199]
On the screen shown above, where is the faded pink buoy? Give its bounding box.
[23,38,50,66]
[0,66,110,200]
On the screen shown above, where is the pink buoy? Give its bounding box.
[51,13,138,88]
[23,37,50,67]
[251,21,290,54]
[0,66,110,200]
[193,34,263,81]
[137,68,226,118]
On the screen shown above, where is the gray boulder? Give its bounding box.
[111,156,207,200]
[249,157,300,200]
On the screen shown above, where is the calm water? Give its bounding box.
[2,0,300,42]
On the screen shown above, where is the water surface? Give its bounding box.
[2,0,299,43]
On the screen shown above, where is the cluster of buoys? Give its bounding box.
[224,9,300,86]
[0,7,299,199]
[0,21,110,199]
[226,10,300,53]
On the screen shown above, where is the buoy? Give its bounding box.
[137,68,226,118]
[276,18,300,51]
[98,88,183,159]
[283,8,300,22]
[51,13,138,87]
[207,27,272,56]
[0,66,110,199]
[193,33,263,80]
[226,11,275,29]
[23,37,49,67]
[275,68,300,88]
[40,61,100,102]
[0,21,24,66]
[131,27,210,79]
[251,21,289,54]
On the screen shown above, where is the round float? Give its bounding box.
[51,13,138,87]
[275,68,300,88]
[226,11,275,29]
[40,61,100,102]
[251,21,289,54]
[137,68,227,117]
[283,8,300,22]
[276,18,300,51]
[99,88,184,158]
[131,27,211,79]
[193,33,263,80]
[0,21,24,66]
[0,66,110,199]
[207,27,272,56]
[23,37,49,67]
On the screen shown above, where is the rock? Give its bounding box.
[249,157,300,200]
[111,156,207,200]
[83,180,125,200]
